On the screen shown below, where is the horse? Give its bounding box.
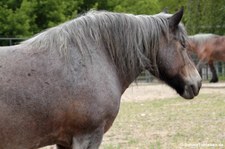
[187,33,225,82]
[0,8,201,149]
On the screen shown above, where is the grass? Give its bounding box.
[101,93,225,149]
[219,75,225,81]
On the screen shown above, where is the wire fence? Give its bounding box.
[0,37,26,46]
[1,37,225,82]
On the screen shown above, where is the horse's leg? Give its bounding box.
[72,127,104,149]
[196,60,204,77]
[86,127,104,149]
[208,60,218,83]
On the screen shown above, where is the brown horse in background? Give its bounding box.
[187,34,225,82]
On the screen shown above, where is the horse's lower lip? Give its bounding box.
[181,84,199,99]
[182,90,194,99]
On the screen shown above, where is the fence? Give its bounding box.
[1,38,225,82]
[135,56,225,82]
[0,38,25,46]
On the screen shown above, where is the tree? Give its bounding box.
[78,0,108,12]
[108,0,160,14]
[1,0,225,38]
[78,0,161,14]
[185,0,225,35]
[30,0,83,33]
[0,0,83,38]
[159,0,225,35]
[0,0,34,37]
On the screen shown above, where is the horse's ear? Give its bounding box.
[168,7,184,30]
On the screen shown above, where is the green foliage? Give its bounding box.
[0,0,83,37]
[108,0,160,14]
[159,0,225,35]
[78,0,108,12]
[0,0,34,37]
[185,0,225,35]
[0,0,225,37]
[159,0,188,12]
[30,0,82,33]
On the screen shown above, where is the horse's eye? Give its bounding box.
[180,36,187,49]
[180,40,186,49]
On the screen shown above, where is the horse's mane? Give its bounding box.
[21,10,187,78]
[189,33,220,45]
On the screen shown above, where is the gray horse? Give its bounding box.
[0,8,201,149]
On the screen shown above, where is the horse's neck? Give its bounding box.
[189,40,204,55]
[117,67,144,92]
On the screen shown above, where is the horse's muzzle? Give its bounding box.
[182,79,202,99]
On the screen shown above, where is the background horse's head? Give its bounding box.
[151,9,202,99]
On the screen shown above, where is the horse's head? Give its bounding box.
[151,8,202,99]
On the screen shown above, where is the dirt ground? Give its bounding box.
[122,82,225,101]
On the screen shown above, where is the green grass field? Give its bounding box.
[101,93,225,149]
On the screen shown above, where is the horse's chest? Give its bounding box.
[59,80,121,134]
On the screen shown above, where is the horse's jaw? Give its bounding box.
[162,69,202,100]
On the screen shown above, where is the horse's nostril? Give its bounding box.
[190,84,196,94]
[190,83,200,96]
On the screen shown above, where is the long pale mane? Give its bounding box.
[21,10,187,78]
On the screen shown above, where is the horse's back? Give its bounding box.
[206,36,225,61]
